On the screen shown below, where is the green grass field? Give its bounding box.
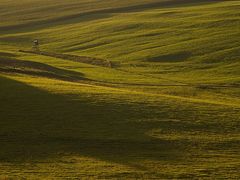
[0,0,239,179]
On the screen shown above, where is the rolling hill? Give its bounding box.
[0,0,239,179]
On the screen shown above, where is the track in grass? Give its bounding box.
[0,0,239,178]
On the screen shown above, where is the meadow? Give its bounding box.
[0,0,239,178]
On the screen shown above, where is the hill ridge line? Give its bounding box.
[19,50,113,68]
[0,0,225,32]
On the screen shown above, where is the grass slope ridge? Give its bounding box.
[19,50,113,67]
[0,0,239,179]
[0,0,239,85]
[0,0,224,30]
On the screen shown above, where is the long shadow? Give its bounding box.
[19,50,113,68]
[0,52,18,58]
[0,57,85,82]
[0,75,195,169]
[0,75,238,174]
[0,0,225,33]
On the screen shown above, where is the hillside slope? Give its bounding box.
[1,0,239,85]
[0,0,239,179]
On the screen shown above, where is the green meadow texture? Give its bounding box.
[0,0,239,179]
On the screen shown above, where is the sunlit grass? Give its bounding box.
[0,0,239,178]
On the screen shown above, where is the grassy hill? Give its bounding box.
[0,0,239,178]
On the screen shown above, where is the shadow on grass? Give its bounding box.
[0,0,225,33]
[0,57,85,82]
[1,75,239,176]
[0,52,18,58]
[148,51,192,62]
[0,75,192,170]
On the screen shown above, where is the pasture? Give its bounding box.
[0,0,239,178]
